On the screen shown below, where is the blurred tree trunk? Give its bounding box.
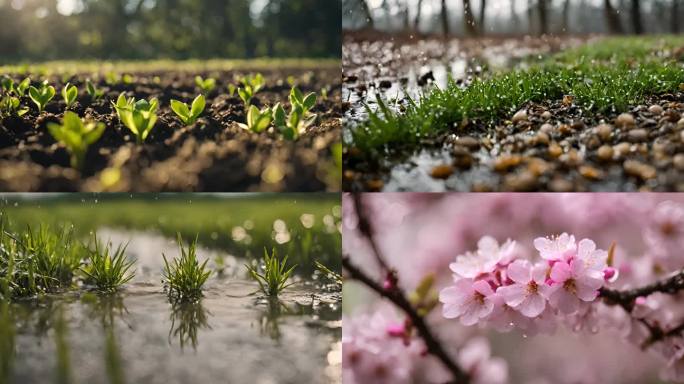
[510,0,519,27]
[561,0,570,33]
[631,0,643,34]
[441,0,450,36]
[479,0,486,34]
[527,0,535,33]
[604,0,624,34]
[414,0,423,30]
[463,0,477,35]
[360,0,374,27]
[538,0,548,34]
[673,0,680,33]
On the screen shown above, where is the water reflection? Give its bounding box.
[0,300,15,383]
[168,300,212,351]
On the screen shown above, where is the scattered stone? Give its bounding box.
[678,118,684,130]
[648,105,664,115]
[378,80,392,89]
[431,164,454,179]
[674,154,684,171]
[562,95,575,105]
[597,145,614,161]
[512,109,528,123]
[535,132,550,145]
[664,110,682,123]
[541,111,552,120]
[343,170,355,181]
[549,177,574,192]
[571,121,585,131]
[627,129,648,142]
[540,123,554,134]
[579,165,603,180]
[594,124,613,142]
[615,113,636,128]
[548,143,563,158]
[613,142,631,159]
[623,160,656,180]
[454,136,480,150]
[504,171,537,191]
[558,124,572,135]
[493,155,522,172]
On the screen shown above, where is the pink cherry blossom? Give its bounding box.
[457,337,509,384]
[440,279,495,326]
[546,259,604,314]
[450,236,516,278]
[497,260,549,317]
[534,233,577,261]
[576,238,608,271]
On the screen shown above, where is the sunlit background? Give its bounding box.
[0,0,341,62]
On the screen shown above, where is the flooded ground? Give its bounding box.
[1,229,341,384]
[342,33,684,192]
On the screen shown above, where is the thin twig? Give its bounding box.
[343,255,470,384]
[351,194,390,273]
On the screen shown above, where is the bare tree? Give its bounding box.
[441,0,450,35]
[631,0,643,34]
[561,0,571,32]
[414,0,424,31]
[463,0,478,35]
[510,0,519,27]
[479,0,486,33]
[359,0,374,27]
[672,0,680,33]
[538,0,548,34]
[604,0,624,33]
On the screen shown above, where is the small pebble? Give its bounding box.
[623,160,656,180]
[541,111,552,120]
[540,123,554,134]
[674,154,684,171]
[549,177,574,192]
[512,109,528,123]
[678,118,684,130]
[454,136,480,150]
[613,142,631,158]
[615,113,636,128]
[664,110,682,123]
[579,165,603,180]
[627,129,648,142]
[562,95,575,105]
[504,171,537,191]
[493,155,522,172]
[548,143,563,158]
[597,145,614,161]
[365,179,384,191]
[430,165,454,179]
[535,132,550,145]
[648,105,664,115]
[594,124,613,142]
[558,124,572,135]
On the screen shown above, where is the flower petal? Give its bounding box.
[519,293,546,317]
[507,259,531,284]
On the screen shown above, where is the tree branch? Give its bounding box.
[600,268,684,348]
[343,256,470,384]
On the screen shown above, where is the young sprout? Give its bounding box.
[0,95,28,118]
[237,73,265,107]
[2,77,31,97]
[62,83,78,109]
[28,82,56,113]
[85,79,104,101]
[170,94,205,126]
[162,234,211,302]
[15,77,30,97]
[47,111,105,170]
[227,84,236,97]
[238,105,272,133]
[81,234,135,292]
[112,94,158,144]
[195,76,216,94]
[272,86,317,140]
[245,248,296,297]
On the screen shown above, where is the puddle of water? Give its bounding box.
[1,231,341,384]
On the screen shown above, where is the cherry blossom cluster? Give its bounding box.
[343,307,508,384]
[439,233,618,334]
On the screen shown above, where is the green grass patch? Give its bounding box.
[162,234,211,302]
[246,248,296,297]
[350,36,684,153]
[81,234,135,293]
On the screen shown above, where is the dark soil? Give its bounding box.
[0,67,342,192]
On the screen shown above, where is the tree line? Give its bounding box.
[0,0,341,63]
[343,0,682,36]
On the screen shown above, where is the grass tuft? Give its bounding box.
[246,248,297,297]
[162,233,211,302]
[81,234,135,292]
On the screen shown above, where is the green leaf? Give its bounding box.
[302,93,317,111]
[190,94,205,119]
[290,86,303,106]
[170,99,190,122]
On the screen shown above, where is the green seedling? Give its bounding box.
[2,77,30,97]
[113,94,158,143]
[0,95,28,118]
[170,94,205,126]
[238,105,272,133]
[47,111,105,170]
[227,84,236,97]
[162,234,211,302]
[28,82,56,113]
[81,234,134,292]
[245,248,296,297]
[195,76,216,94]
[86,79,104,100]
[22,224,83,290]
[237,73,265,106]
[62,83,78,109]
[272,86,317,140]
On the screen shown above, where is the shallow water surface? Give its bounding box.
[2,230,342,384]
